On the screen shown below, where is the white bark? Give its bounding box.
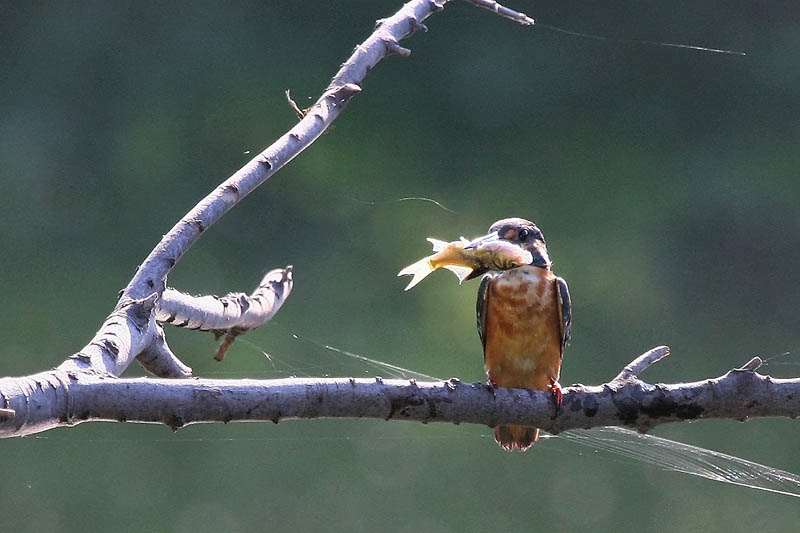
[1,348,798,438]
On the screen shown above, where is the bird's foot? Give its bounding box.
[487,377,498,398]
[549,377,563,408]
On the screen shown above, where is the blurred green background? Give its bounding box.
[2,0,799,530]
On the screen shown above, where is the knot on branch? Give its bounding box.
[383,38,412,57]
[123,293,160,333]
[608,378,706,431]
[410,18,428,33]
[322,83,362,110]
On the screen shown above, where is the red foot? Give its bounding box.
[487,377,498,397]
[549,377,563,407]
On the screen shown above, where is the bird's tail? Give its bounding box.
[494,425,539,451]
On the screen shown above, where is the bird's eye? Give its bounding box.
[518,228,530,242]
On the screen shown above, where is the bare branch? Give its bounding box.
[58,293,160,376]
[612,345,670,381]
[120,0,536,308]
[157,267,293,362]
[462,0,535,26]
[285,89,306,120]
[738,356,763,372]
[136,328,193,378]
[48,0,447,380]
[2,348,798,438]
[158,266,293,330]
[122,0,441,305]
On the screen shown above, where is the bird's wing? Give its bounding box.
[476,274,492,357]
[556,276,572,355]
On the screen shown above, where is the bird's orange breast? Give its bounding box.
[483,266,563,390]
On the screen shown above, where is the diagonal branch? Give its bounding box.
[135,327,193,379]
[122,1,445,304]
[45,0,451,380]
[57,0,453,379]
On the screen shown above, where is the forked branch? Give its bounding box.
[0,0,464,432]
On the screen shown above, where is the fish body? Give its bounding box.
[398,237,532,291]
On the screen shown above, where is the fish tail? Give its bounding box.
[397,256,434,291]
[494,425,539,451]
[426,238,450,252]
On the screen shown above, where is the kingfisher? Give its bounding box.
[468,217,571,451]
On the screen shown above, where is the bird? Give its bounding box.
[468,217,571,451]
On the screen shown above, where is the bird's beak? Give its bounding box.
[463,232,500,250]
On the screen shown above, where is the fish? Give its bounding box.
[398,237,533,291]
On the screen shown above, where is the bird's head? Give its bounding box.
[465,217,551,270]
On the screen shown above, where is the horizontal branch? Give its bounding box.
[1,348,797,438]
